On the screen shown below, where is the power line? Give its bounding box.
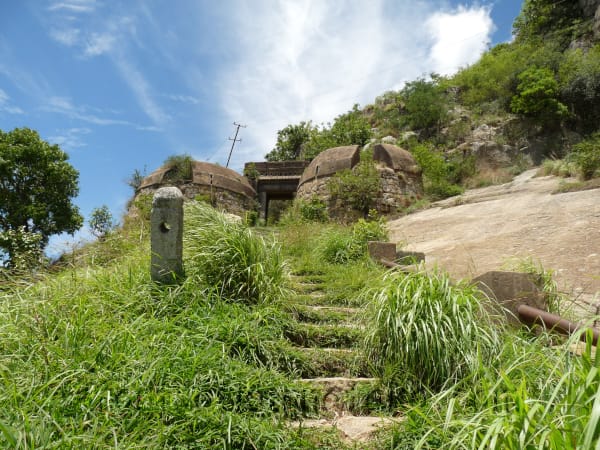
[226,122,246,168]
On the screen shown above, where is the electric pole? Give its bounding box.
[226,122,246,168]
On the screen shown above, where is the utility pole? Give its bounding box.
[226,122,246,168]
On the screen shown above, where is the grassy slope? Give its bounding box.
[2,206,600,449]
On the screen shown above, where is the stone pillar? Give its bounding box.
[258,191,268,222]
[151,187,184,283]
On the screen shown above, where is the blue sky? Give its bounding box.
[0,0,524,255]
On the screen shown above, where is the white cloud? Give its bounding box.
[218,0,494,168]
[43,96,156,128]
[113,55,170,125]
[0,88,24,114]
[426,5,495,75]
[84,32,117,56]
[50,27,80,46]
[48,127,91,150]
[47,1,96,14]
[164,94,201,105]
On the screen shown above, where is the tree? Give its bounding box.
[303,105,373,160]
[401,78,448,134]
[89,205,116,239]
[0,128,83,264]
[510,66,568,126]
[265,121,315,161]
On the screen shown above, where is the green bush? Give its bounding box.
[299,197,328,222]
[363,270,499,396]
[409,143,464,199]
[163,153,193,182]
[183,202,288,304]
[569,133,600,179]
[317,216,388,264]
[327,150,380,215]
[510,66,568,126]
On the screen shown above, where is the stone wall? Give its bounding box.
[139,184,254,217]
[375,165,422,213]
[296,144,423,219]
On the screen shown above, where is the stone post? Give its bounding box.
[151,187,184,283]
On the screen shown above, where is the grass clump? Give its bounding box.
[184,201,288,304]
[387,332,600,449]
[363,270,499,397]
[317,215,388,264]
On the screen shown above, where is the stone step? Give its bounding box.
[289,415,401,444]
[296,347,368,378]
[290,293,365,308]
[299,377,378,413]
[285,322,363,348]
[286,304,362,324]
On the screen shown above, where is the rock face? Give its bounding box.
[578,0,600,38]
[579,0,600,18]
[296,144,423,218]
[138,161,256,216]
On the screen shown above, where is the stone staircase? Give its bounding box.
[285,271,399,443]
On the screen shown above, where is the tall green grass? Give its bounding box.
[387,331,600,449]
[0,213,326,448]
[183,202,288,304]
[363,270,500,396]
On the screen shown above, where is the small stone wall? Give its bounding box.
[138,184,254,217]
[375,165,422,213]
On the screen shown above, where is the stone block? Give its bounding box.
[151,187,184,283]
[368,241,397,262]
[473,271,548,325]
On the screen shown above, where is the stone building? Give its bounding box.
[296,143,423,218]
[137,161,256,216]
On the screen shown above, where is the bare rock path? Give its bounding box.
[388,170,600,303]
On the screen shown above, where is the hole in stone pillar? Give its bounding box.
[159,222,171,233]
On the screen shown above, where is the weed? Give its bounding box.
[183,202,288,304]
[363,269,499,398]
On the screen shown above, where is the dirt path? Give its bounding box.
[388,170,600,309]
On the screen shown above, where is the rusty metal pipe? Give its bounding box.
[517,304,599,346]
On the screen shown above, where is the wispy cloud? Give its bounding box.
[0,88,24,114]
[47,0,96,14]
[218,0,495,167]
[42,95,161,129]
[49,27,81,46]
[48,127,91,150]
[45,6,169,126]
[112,55,170,125]
[163,94,201,105]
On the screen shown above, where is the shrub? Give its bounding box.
[299,197,328,222]
[163,153,193,182]
[409,143,464,199]
[317,216,387,264]
[89,205,116,239]
[510,66,568,126]
[183,202,288,304]
[327,150,381,215]
[363,270,499,396]
[568,133,600,179]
